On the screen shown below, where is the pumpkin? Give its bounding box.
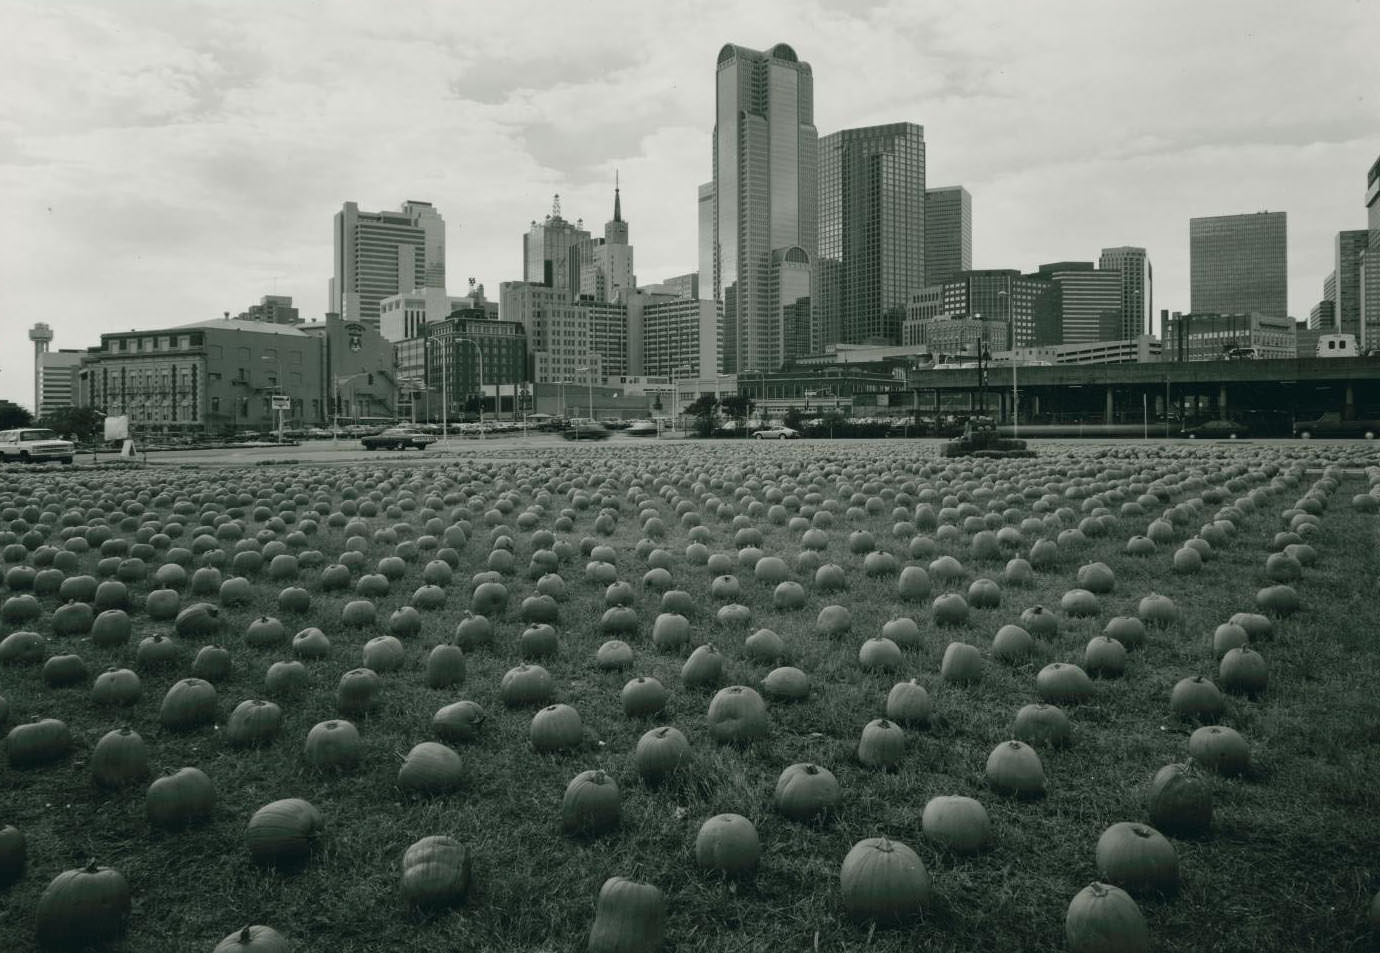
[518,623,559,659]
[1218,646,1268,696]
[1188,725,1251,776]
[7,717,71,768]
[53,600,96,635]
[596,640,634,670]
[471,580,509,615]
[530,703,583,752]
[857,718,905,770]
[136,634,183,669]
[42,653,89,689]
[816,603,852,636]
[499,664,555,706]
[34,860,131,949]
[880,617,921,648]
[335,667,382,715]
[245,615,287,649]
[1036,662,1094,704]
[0,630,45,666]
[651,612,691,654]
[1095,822,1179,896]
[424,644,466,689]
[885,680,932,726]
[985,740,1045,797]
[931,593,969,627]
[1212,623,1249,659]
[773,580,808,610]
[1060,588,1099,617]
[362,635,405,672]
[921,795,992,854]
[90,609,133,648]
[1065,882,1149,953]
[1013,703,1071,747]
[389,605,424,637]
[775,762,841,821]
[399,741,464,794]
[1084,637,1127,677]
[212,924,290,953]
[695,813,760,876]
[146,766,215,829]
[839,836,931,924]
[264,660,309,696]
[940,641,983,683]
[621,677,668,717]
[304,719,361,770]
[1076,561,1116,593]
[1020,605,1059,639]
[681,644,724,689]
[634,726,689,782]
[91,726,149,788]
[1228,611,1273,641]
[744,627,786,661]
[562,769,621,835]
[587,876,666,953]
[91,667,141,706]
[292,627,331,658]
[992,624,1035,662]
[339,599,377,627]
[857,637,902,672]
[246,797,322,868]
[706,686,768,745]
[225,699,283,747]
[400,835,471,909]
[1169,676,1226,721]
[191,644,232,682]
[160,678,217,730]
[1103,616,1146,649]
[1137,593,1179,626]
[0,824,27,886]
[1146,763,1212,837]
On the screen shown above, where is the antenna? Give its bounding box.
[552,193,561,218]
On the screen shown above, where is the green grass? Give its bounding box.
[0,442,1378,953]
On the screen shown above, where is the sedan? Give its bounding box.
[1180,419,1248,439]
[753,426,800,440]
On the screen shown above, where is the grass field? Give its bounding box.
[1,441,1379,953]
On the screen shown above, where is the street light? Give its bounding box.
[577,365,595,430]
[423,337,449,444]
[332,371,370,442]
[260,354,285,444]
[455,337,484,440]
[998,288,1017,438]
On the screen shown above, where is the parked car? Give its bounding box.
[562,421,612,441]
[753,426,800,440]
[626,420,658,436]
[0,428,75,464]
[1180,418,1248,439]
[1293,411,1380,439]
[360,427,438,451]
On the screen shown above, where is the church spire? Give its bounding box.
[613,170,622,223]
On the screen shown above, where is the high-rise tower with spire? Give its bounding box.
[592,172,635,301]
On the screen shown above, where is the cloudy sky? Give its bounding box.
[1,0,1376,410]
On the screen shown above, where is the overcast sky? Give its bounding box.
[1,0,1376,410]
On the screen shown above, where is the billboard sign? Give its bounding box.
[103,415,130,442]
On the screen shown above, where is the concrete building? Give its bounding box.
[395,312,527,422]
[697,182,715,301]
[1097,247,1153,338]
[1309,300,1336,332]
[1296,324,1324,359]
[925,186,972,287]
[1162,311,1296,362]
[1189,211,1288,317]
[378,287,472,343]
[1042,336,1161,365]
[905,270,1060,348]
[500,281,600,387]
[523,196,591,302]
[30,323,83,417]
[1334,229,1369,338]
[236,295,301,325]
[330,200,445,328]
[1036,262,1123,344]
[585,176,635,303]
[711,42,818,374]
[903,316,1009,356]
[1364,154,1380,349]
[584,300,629,379]
[632,292,722,380]
[815,122,926,348]
[301,314,397,427]
[646,272,699,300]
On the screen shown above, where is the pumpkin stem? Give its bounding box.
[84,859,100,873]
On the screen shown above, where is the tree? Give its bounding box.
[0,401,33,430]
[40,406,104,441]
[783,406,804,431]
[683,394,718,438]
[719,394,755,423]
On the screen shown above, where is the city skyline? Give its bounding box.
[1,0,1377,408]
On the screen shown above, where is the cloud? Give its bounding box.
[0,0,1377,408]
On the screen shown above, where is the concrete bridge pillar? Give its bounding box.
[1345,384,1356,416]
[1218,384,1228,415]
[1105,387,1114,423]
[1032,393,1040,416]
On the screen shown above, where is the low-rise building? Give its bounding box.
[1162,311,1296,362]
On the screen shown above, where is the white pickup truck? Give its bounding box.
[0,428,75,464]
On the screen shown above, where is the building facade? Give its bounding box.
[1189,211,1288,317]
[36,351,83,417]
[523,197,591,302]
[1097,246,1153,338]
[1364,154,1380,350]
[378,287,471,343]
[1162,311,1296,362]
[711,42,818,374]
[500,281,600,386]
[925,186,972,287]
[1334,229,1369,338]
[330,201,444,329]
[815,122,926,349]
[902,316,1010,355]
[1036,262,1123,344]
[236,295,301,325]
[396,313,527,422]
[905,269,1061,348]
[633,293,722,380]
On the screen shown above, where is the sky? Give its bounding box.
[1,0,1377,411]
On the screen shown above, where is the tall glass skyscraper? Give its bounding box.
[924,186,971,288]
[1098,246,1153,338]
[815,123,926,348]
[331,201,444,329]
[1364,155,1380,349]
[1189,211,1288,318]
[711,43,817,373]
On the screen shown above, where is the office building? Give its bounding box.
[815,122,926,349]
[236,295,301,325]
[1334,229,1368,338]
[1097,246,1153,337]
[523,196,591,302]
[630,291,722,380]
[697,183,715,301]
[1162,311,1296,361]
[903,315,1010,355]
[1364,154,1380,349]
[30,322,83,417]
[905,269,1060,348]
[645,272,699,300]
[925,187,972,287]
[331,201,445,328]
[1036,262,1123,344]
[395,313,527,422]
[1189,211,1288,317]
[585,176,635,303]
[710,42,818,373]
[378,288,473,343]
[1309,300,1335,332]
[500,281,601,386]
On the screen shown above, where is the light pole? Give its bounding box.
[423,337,450,444]
[671,365,692,434]
[260,354,284,444]
[332,372,369,442]
[455,337,484,440]
[577,365,595,431]
[997,289,1017,437]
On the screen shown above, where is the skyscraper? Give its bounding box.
[1334,230,1369,337]
[697,182,715,301]
[711,42,818,373]
[815,122,926,348]
[925,187,971,287]
[523,195,591,301]
[331,201,446,329]
[1037,262,1123,344]
[1189,211,1288,317]
[589,175,635,302]
[1097,247,1153,338]
[1364,154,1380,349]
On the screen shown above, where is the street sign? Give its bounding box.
[271,395,291,411]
